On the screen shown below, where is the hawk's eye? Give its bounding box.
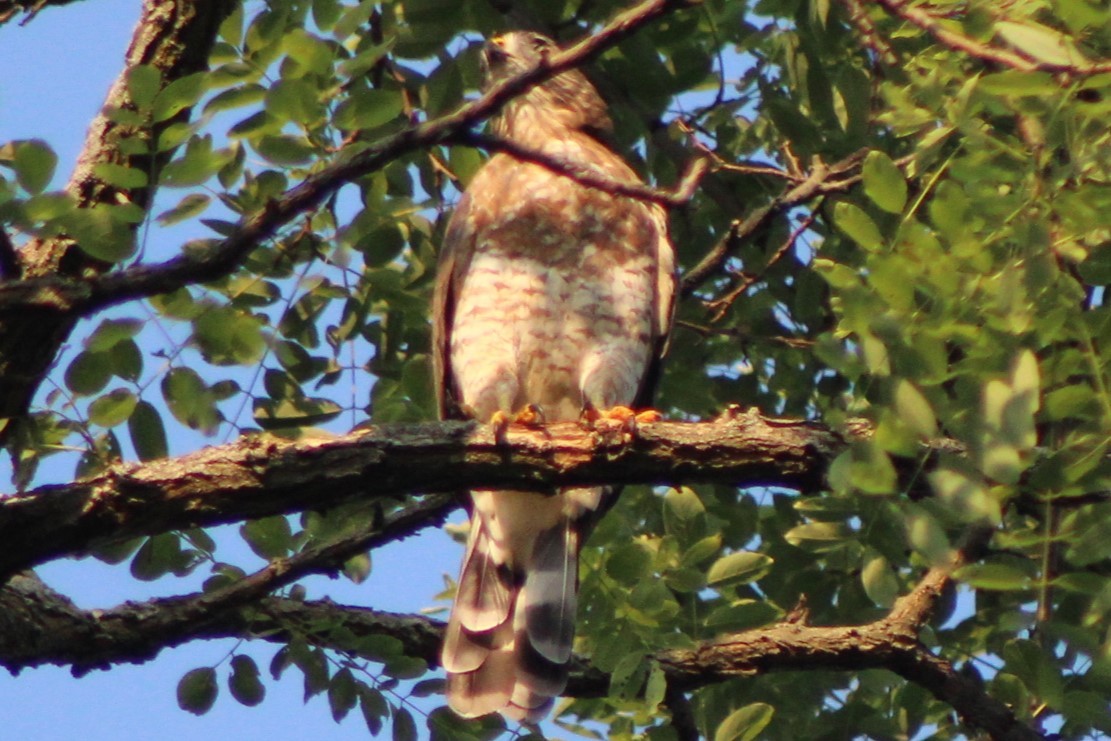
[529,35,552,54]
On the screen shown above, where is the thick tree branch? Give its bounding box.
[0,0,695,318]
[0,525,1039,740]
[0,495,456,674]
[0,0,82,25]
[0,0,236,423]
[0,412,845,582]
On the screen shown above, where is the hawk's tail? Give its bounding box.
[441,501,581,722]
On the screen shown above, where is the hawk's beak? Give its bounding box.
[483,36,509,67]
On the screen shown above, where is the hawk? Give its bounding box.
[433,31,676,722]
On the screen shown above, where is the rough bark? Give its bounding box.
[0,411,846,582]
[0,0,237,424]
[0,527,1042,740]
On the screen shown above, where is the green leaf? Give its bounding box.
[328,668,357,722]
[663,486,705,540]
[955,562,1032,591]
[334,89,404,130]
[192,307,267,365]
[605,541,654,583]
[715,702,775,741]
[255,135,315,166]
[130,533,187,581]
[784,521,852,550]
[88,388,138,428]
[62,204,136,262]
[284,29,334,75]
[834,201,883,249]
[229,655,265,707]
[128,400,169,461]
[12,139,58,194]
[995,20,1088,67]
[644,662,667,709]
[929,468,1000,523]
[862,553,899,607]
[161,136,222,187]
[253,397,342,429]
[126,65,162,109]
[1003,639,1065,707]
[704,600,780,631]
[86,318,144,352]
[894,379,937,438]
[162,367,222,434]
[358,686,387,736]
[392,707,417,741]
[204,84,267,115]
[862,151,907,213]
[240,516,293,560]
[22,191,75,221]
[706,551,774,588]
[65,351,112,396]
[157,193,211,225]
[152,72,208,122]
[92,163,149,189]
[177,667,218,715]
[343,552,371,584]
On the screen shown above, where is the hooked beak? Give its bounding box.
[483,35,509,67]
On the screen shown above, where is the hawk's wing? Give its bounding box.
[432,186,479,422]
[633,202,677,410]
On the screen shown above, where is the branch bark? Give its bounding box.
[0,0,695,318]
[875,0,1111,76]
[0,411,845,582]
[0,0,236,423]
[0,525,1041,740]
[0,0,696,429]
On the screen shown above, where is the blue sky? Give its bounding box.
[0,4,465,739]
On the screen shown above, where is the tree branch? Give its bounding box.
[450,130,709,208]
[0,525,1040,740]
[875,0,1111,76]
[0,0,697,318]
[0,0,236,423]
[0,412,846,582]
[0,0,83,26]
[680,148,869,296]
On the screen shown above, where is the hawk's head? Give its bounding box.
[481,31,612,139]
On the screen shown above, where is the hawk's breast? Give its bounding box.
[449,155,658,420]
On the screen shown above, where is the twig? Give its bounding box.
[0,0,697,315]
[840,0,900,68]
[679,148,872,297]
[876,0,1111,76]
[705,210,817,322]
[452,130,709,208]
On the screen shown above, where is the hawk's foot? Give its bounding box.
[580,405,662,438]
[490,404,547,443]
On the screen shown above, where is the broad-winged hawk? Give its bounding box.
[433,31,676,722]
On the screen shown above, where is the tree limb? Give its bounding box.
[0,0,697,317]
[0,411,845,582]
[875,0,1111,76]
[680,148,869,296]
[0,525,1040,740]
[0,0,236,423]
[450,130,710,208]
